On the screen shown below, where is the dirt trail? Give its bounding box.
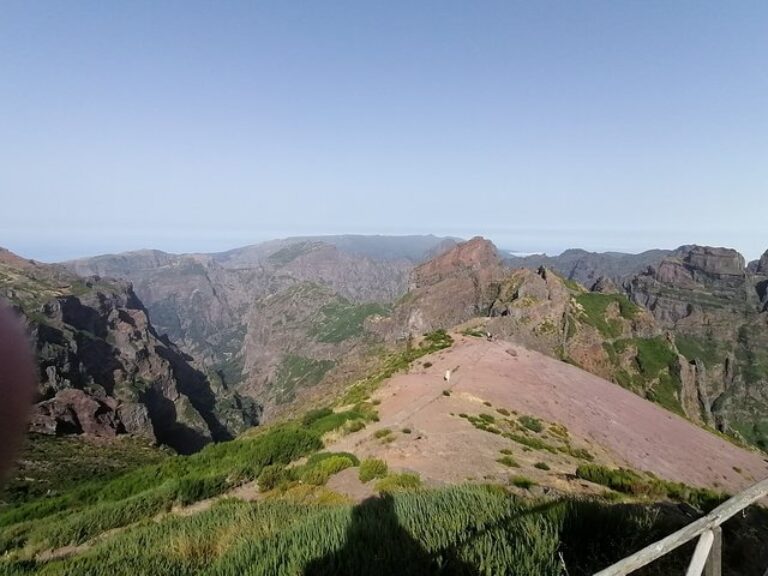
[330,336,768,494]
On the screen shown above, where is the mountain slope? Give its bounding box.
[63,236,458,398]
[329,335,768,494]
[0,250,259,453]
[626,246,768,448]
[505,248,675,287]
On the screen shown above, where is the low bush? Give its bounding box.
[497,456,520,468]
[534,462,551,471]
[510,476,536,490]
[375,472,423,493]
[358,459,388,483]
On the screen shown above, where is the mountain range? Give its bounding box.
[2,234,768,574]
[3,234,768,452]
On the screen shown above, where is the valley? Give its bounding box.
[2,234,768,575]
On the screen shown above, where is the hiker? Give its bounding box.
[444,369,451,383]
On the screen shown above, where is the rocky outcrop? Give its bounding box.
[623,245,768,449]
[378,238,508,337]
[0,252,260,454]
[590,276,618,294]
[505,248,674,287]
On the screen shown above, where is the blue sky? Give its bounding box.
[1,1,766,261]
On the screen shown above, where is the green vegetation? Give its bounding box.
[373,428,392,439]
[675,335,722,369]
[605,337,685,416]
[496,407,510,416]
[534,462,551,471]
[274,355,336,404]
[497,456,520,468]
[458,411,593,461]
[461,327,486,338]
[299,454,357,486]
[0,435,168,505]
[310,300,389,343]
[576,464,726,510]
[358,459,388,483]
[576,293,639,338]
[0,423,326,554]
[519,415,544,433]
[340,329,454,405]
[510,476,536,490]
[375,472,423,493]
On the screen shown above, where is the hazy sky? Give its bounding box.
[2,1,766,261]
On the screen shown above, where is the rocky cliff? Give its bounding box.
[0,250,259,454]
[624,246,768,448]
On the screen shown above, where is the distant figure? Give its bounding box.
[486,331,492,341]
[444,369,451,383]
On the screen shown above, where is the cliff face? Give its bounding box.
[0,252,260,454]
[63,237,455,416]
[625,246,768,448]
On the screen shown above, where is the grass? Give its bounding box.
[375,473,423,493]
[510,476,536,490]
[0,422,332,554]
[576,293,639,338]
[519,415,544,433]
[576,464,726,510]
[309,300,389,343]
[534,462,551,471]
[273,355,335,404]
[358,459,388,483]
[340,330,454,406]
[0,435,168,505]
[497,456,520,468]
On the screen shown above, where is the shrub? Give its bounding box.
[519,415,544,433]
[300,455,356,486]
[442,390,451,396]
[497,456,520,468]
[375,472,422,493]
[534,462,551,471]
[374,429,392,439]
[347,420,366,433]
[423,362,433,368]
[258,465,290,492]
[496,408,511,416]
[358,459,388,483]
[510,476,536,490]
[176,474,229,505]
[401,428,412,434]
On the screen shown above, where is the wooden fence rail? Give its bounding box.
[593,477,768,576]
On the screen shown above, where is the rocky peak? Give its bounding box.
[682,246,745,278]
[754,250,768,276]
[410,237,501,289]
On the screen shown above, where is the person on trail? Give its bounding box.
[444,369,451,383]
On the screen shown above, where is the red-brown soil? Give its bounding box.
[329,335,768,496]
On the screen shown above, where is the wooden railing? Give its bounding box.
[593,477,768,576]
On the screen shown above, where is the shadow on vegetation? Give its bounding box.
[304,494,478,576]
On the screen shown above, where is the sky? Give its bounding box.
[1,1,767,262]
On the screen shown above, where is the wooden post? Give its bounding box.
[594,477,768,576]
[685,530,714,576]
[704,526,722,576]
